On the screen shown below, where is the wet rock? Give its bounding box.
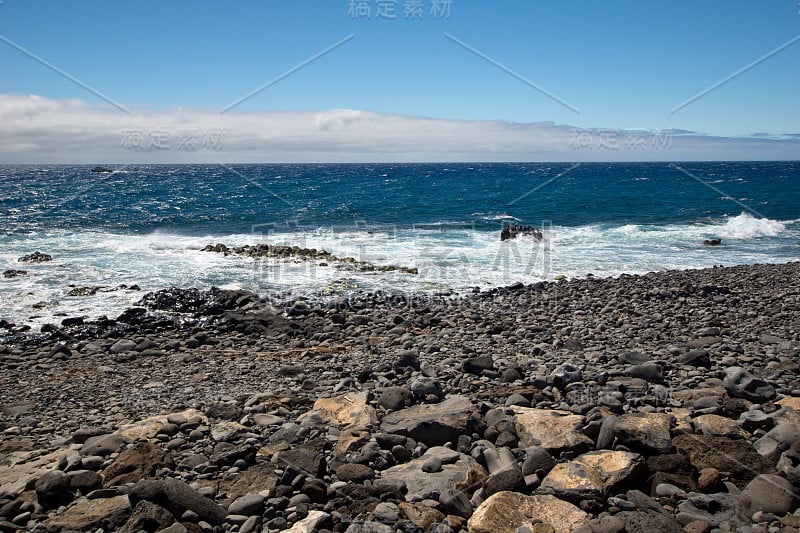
[18,251,52,263]
[468,492,589,533]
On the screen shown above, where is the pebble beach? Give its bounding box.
[1,261,799,532]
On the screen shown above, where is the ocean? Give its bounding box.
[1,162,798,327]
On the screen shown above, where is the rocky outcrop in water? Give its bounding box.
[500,225,543,241]
[202,243,419,274]
[17,252,52,263]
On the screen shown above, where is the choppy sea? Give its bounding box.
[1,162,798,326]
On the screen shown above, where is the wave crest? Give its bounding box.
[717,212,786,239]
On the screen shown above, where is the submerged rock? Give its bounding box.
[17,251,52,263]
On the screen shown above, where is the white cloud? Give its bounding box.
[0,93,797,163]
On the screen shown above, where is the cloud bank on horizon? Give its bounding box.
[1,93,798,163]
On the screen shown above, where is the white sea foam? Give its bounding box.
[471,213,522,221]
[1,213,797,327]
[716,212,786,239]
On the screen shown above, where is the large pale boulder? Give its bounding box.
[776,397,800,412]
[693,414,748,438]
[468,492,589,533]
[541,450,645,501]
[510,408,593,454]
[614,412,673,454]
[0,448,69,497]
[302,391,376,429]
[45,495,131,531]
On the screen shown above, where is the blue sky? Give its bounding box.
[0,1,798,162]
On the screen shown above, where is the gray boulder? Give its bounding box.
[723,367,775,403]
[380,395,477,447]
[127,477,227,525]
[739,474,800,517]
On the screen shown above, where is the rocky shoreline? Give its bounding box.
[1,261,799,532]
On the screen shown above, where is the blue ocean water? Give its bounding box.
[1,162,799,325]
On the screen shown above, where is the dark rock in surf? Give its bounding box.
[500,225,543,241]
[18,251,52,263]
